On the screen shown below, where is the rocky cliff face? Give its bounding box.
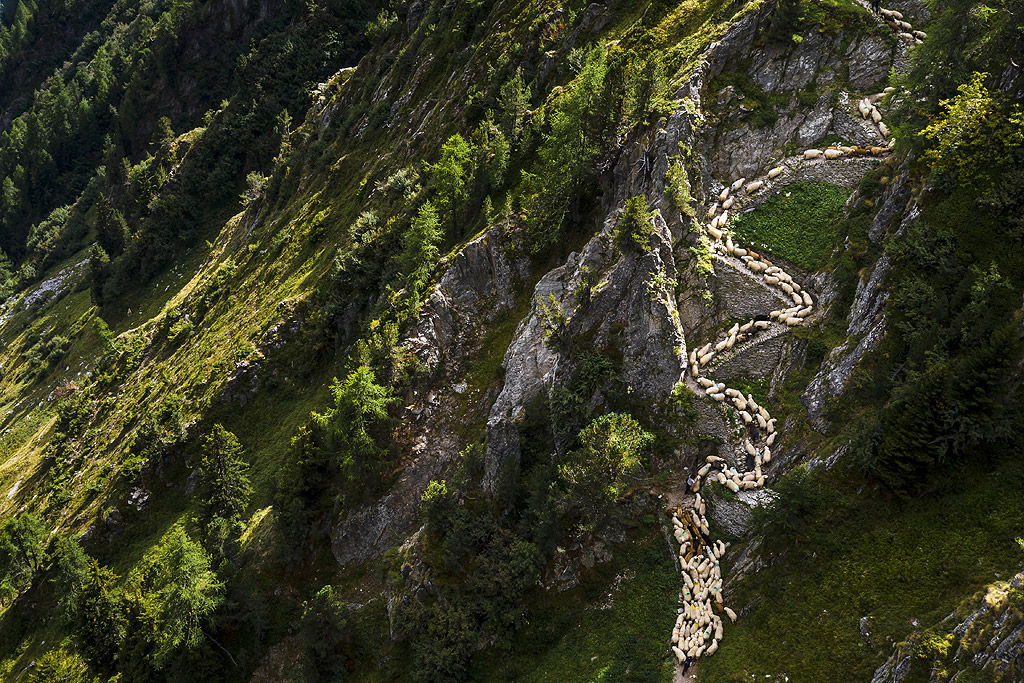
[871,569,1024,683]
[328,0,908,565]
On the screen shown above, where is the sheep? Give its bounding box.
[699,343,713,355]
[759,407,770,420]
[731,177,746,191]
[765,275,780,285]
[878,122,889,138]
[900,31,914,41]
[840,145,856,154]
[712,393,726,402]
[743,440,756,456]
[754,320,770,329]
[706,204,718,219]
[745,180,763,194]
[766,432,777,446]
[880,7,894,17]
[786,317,802,326]
[871,108,883,124]
[802,291,814,306]
[797,307,813,318]
[725,335,737,350]
[768,166,783,179]
[724,606,737,622]
[739,321,753,333]
[709,226,724,240]
[699,351,715,365]
[719,187,730,202]
[824,148,843,159]
[740,411,753,424]
[913,29,926,39]
[715,339,728,352]
[725,479,739,493]
[890,9,904,19]
[709,215,720,230]
[757,414,768,429]
[781,281,795,294]
[858,99,871,118]
[732,397,746,411]
[698,377,714,388]
[792,291,804,306]
[803,148,822,159]
[732,245,748,257]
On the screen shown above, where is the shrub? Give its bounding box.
[614,195,655,255]
[555,413,653,538]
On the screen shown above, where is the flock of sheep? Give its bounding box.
[665,7,918,664]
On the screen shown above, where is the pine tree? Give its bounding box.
[198,424,253,524]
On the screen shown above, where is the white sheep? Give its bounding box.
[766,432,777,446]
[802,291,813,306]
[745,180,763,194]
[724,607,737,622]
[878,122,889,138]
[699,351,715,365]
[768,166,783,179]
[781,281,795,294]
[719,187,730,202]
[731,177,746,191]
[824,148,843,159]
[803,149,822,159]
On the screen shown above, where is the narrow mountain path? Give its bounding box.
[665,7,927,667]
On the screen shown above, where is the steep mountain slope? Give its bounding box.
[0,0,1021,681]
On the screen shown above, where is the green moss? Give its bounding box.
[730,181,850,270]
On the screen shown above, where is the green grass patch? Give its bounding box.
[700,455,1024,682]
[730,181,850,270]
[473,522,677,683]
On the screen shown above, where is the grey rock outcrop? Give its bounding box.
[871,569,1024,683]
[484,209,687,492]
[802,174,916,432]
